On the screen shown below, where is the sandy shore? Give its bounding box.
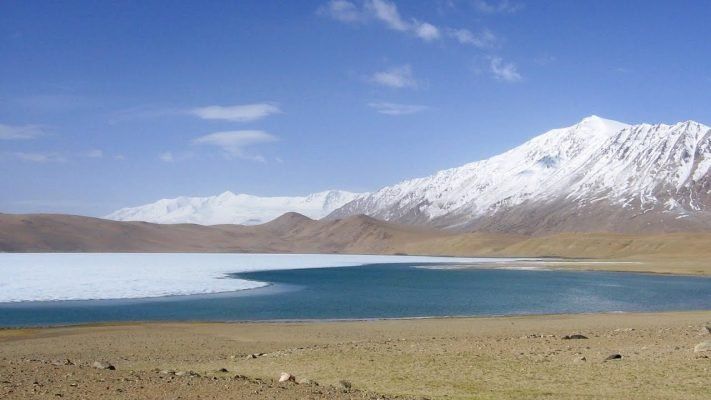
[1,312,710,399]
[453,258,711,276]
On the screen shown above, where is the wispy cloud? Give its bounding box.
[317,0,363,22]
[413,22,440,41]
[367,0,409,30]
[159,152,175,162]
[158,151,194,163]
[192,130,277,162]
[490,57,522,82]
[320,0,440,42]
[473,0,524,14]
[370,65,417,88]
[0,123,45,140]
[447,28,499,48]
[367,0,440,41]
[156,152,175,163]
[368,102,428,115]
[189,103,282,122]
[85,149,104,159]
[4,152,67,163]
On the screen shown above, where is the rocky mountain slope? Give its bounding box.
[106,190,364,225]
[329,116,711,234]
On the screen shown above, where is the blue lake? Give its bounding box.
[1,263,710,327]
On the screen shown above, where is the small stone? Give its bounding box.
[573,356,587,362]
[279,372,295,383]
[701,326,711,335]
[604,354,623,361]
[562,334,588,340]
[175,371,187,376]
[92,361,115,370]
[694,341,711,353]
[51,359,73,366]
[338,380,352,391]
[159,370,174,375]
[217,368,229,373]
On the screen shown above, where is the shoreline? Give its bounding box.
[3,308,711,331]
[3,250,710,276]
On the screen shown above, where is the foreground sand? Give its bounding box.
[1,312,710,399]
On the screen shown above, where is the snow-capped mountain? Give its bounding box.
[106,190,365,225]
[329,116,711,234]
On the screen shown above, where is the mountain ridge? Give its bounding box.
[329,116,711,234]
[106,189,365,225]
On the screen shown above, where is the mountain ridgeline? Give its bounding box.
[328,116,711,234]
[107,190,364,225]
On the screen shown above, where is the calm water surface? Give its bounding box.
[1,263,710,327]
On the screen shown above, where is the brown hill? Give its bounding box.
[0,212,442,254]
[2,213,711,274]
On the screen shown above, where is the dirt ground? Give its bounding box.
[1,311,710,399]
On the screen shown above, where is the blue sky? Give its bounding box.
[1,0,710,216]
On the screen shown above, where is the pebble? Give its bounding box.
[278,372,295,383]
[91,361,115,370]
[562,334,588,340]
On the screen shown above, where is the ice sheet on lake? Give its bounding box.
[0,253,519,302]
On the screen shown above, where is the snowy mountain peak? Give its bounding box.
[330,117,711,234]
[578,114,625,128]
[106,190,367,225]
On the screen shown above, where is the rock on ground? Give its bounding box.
[693,341,711,353]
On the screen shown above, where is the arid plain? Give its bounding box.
[2,312,710,399]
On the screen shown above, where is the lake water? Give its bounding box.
[1,256,710,327]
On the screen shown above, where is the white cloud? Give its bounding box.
[473,0,523,14]
[5,152,67,163]
[448,28,498,48]
[159,152,175,162]
[85,149,103,158]
[366,0,440,41]
[320,0,440,42]
[192,130,277,162]
[0,123,45,140]
[158,151,193,163]
[414,22,440,41]
[490,57,522,82]
[190,103,281,122]
[317,0,363,22]
[367,0,409,31]
[370,65,418,88]
[368,102,428,115]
